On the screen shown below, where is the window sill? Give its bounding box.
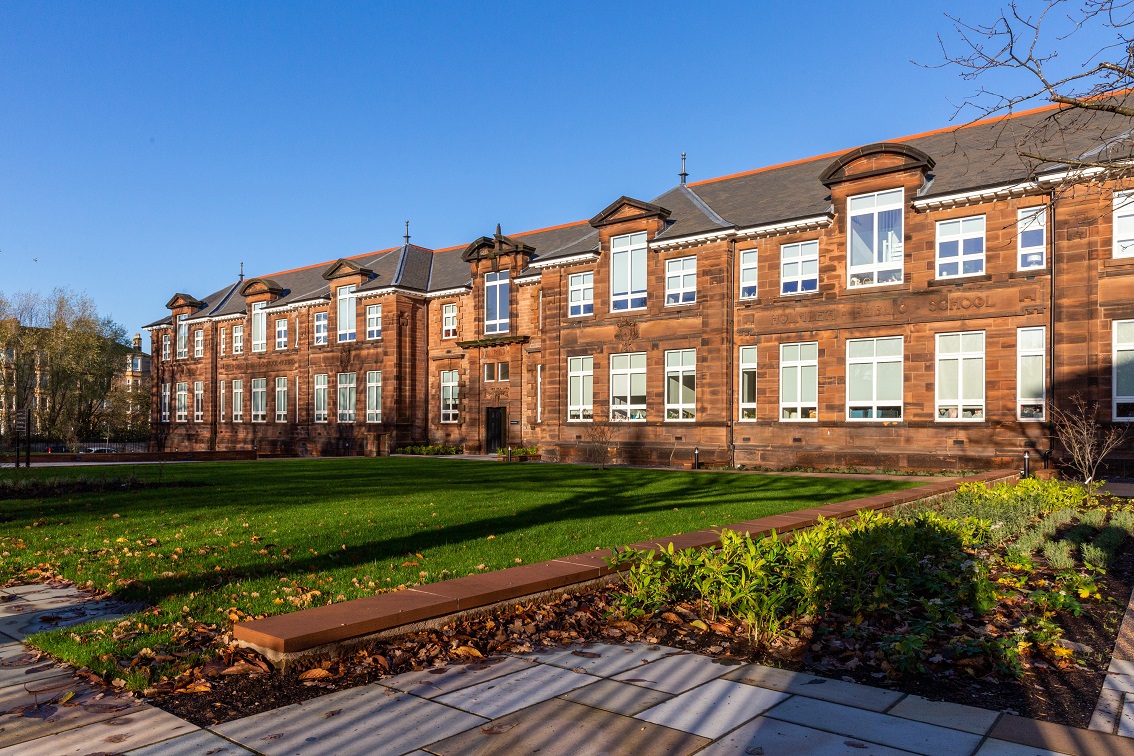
[1104,255,1134,268]
[844,281,905,293]
[927,274,991,288]
[780,290,822,299]
[664,301,697,308]
[737,298,763,306]
[779,419,818,423]
[1009,269,1049,279]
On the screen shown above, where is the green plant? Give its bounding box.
[499,445,539,456]
[1110,509,1134,536]
[394,444,463,455]
[1079,508,1109,528]
[1042,540,1075,570]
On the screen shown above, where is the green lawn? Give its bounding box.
[0,458,918,685]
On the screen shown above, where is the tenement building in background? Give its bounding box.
[146,104,1134,470]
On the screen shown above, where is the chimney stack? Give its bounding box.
[133,333,142,351]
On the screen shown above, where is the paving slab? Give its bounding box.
[0,600,141,640]
[990,712,1134,755]
[0,583,88,599]
[557,678,675,715]
[0,595,96,618]
[0,704,197,755]
[610,651,737,694]
[380,656,537,699]
[1109,658,1134,676]
[0,643,73,691]
[0,677,146,749]
[520,641,681,677]
[1102,673,1134,694]
[424,696,710,756]
[765,696,984,756]
[1120,695,1134,737]
[634,678,790,738]
[213,683,487,756]
[723,663,905,712]
[125,729,257,754]
[695,715,921,756]
[1089,687,1123,733]
[888,694,1000,735]
[974,738,1072,755]
[434,662,600,719]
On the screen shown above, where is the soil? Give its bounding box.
[143,531,1134,729]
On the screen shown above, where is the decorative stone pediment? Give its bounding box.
[462,224,535,262]
[165,293,204,311]
[321,259,374,281]
[589,196,671,229]
[238,277,286,299]
[819,143,935,188]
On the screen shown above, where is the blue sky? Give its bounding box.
[0,1,1096,339]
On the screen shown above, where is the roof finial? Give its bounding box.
[679,152,688,185]
[404,220,410,246]
[239,261,244,282]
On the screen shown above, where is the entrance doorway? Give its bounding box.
[485,407,506,454]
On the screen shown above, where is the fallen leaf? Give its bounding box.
[324,709,342,718]
[221,662,263,676]
[481,722,517,734]
[571,650,601,658]
[452,646,483,659]
[298,668,333,681]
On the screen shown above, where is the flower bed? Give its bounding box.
[393,444,463,455]
[603,478,1134,725]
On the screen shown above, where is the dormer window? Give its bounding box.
[251,302,267,352]
[337,285,357,342]
[484,272,510,334]
[848,189,903,288]
[176,315,188,359]
[611,232,648,311]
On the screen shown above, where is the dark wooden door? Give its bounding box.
[485,407,506,453]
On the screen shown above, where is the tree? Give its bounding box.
[937,0,1134,186]
[1050,393,1129,499]
[0,288,130,443]
[582,420,615,470]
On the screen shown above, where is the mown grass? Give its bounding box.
[0,458,916,682]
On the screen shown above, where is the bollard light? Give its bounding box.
[694,447,700,470]
[1023,450,1031,479]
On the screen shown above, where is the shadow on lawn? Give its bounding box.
[90,465,909,606]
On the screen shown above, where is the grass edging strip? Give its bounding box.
[232,469,1019,661]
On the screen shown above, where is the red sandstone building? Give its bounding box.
[147,105,1134,471]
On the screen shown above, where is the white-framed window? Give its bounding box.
[219,380,226,422]
[739,249,758,299]
[193,381,204,422]
[337,285,357,342]
[568,272,594,316]
[176,315,188,359]
[275,377,288,422]
[1114,191,1134,258]
[366,304,382,340]
[162,333,170,360]
[275,319,287,350]
[780,342,818,421]
[611,232,648,311]
[175,382,188,422]
[484,361,509,382]
[193,329,204,358]
[442,303,458,338]
[440,370,459,423]
[251,303,267,352]
[313,312,328,345]
[567,356,593,421]
[610,352,646,421]
[219,327,226,356]
[536,364,542,423]
[484,271,510,334]
[232,379,243,422]
[337,372,356,422]
[665,257,697,305]
[848,188,904,287]
[739,346,758,420]
[936,331,985,421]
[781,240,819,295]
[366,371,382,422]
[664,349,696,421]
[846,336,903,420]
[161,383,170,422]
[251,378,267,422]
[936,215,985,278]
[314,374,328,422]
[1018,207,1047,270]
[232,325,244,354]
[1018,327,1046,421]
[1115,320,1134,420]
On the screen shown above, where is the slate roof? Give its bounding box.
[150,99,1134,325]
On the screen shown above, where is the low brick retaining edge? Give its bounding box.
[233,470,1020,662]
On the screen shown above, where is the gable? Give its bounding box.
[820,143,935,188]
[165,293,204,311]
[589,196,671,228]
[321,259,374,281]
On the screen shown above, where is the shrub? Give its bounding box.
[394,444,462,456]
[499,445,539,456]
[938,479,1084,543]
[1110,509,1134,536]
[1042,540,1075,570]
[1079,508,1109,528]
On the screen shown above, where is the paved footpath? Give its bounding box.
[4,584,1134,755]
